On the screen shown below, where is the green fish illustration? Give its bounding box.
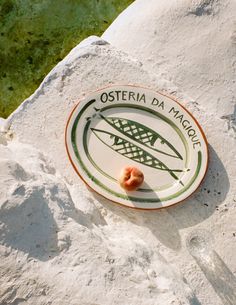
[91,128,184,185]
[100,115,183,160]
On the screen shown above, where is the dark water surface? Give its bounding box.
[0,0,134,118]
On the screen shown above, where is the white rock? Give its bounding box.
[0,117,5,129]
[0,137,195,304]
[103,0,236,118]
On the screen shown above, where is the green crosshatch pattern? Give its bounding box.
[100,115,183,160]
[113,118,155,145]
[112,135,170,170]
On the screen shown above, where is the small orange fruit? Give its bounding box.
[119,166,144,191]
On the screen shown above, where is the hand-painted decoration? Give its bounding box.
[65,85,208,209]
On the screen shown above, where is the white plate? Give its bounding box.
[65,85,208,210]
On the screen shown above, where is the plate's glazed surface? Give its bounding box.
[65,85,208,209]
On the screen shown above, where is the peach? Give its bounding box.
[119,166,144,191]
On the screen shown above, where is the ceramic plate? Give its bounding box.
[65,85,208,210]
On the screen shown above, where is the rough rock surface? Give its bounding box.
[0,19,236,305]
[0,140,195,305]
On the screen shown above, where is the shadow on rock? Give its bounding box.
[91,192,182,251]
[49,184,107,229]
[186,229,236,305]
[167,144,230,230]
[90,144,229,251]
[0,184,59,261]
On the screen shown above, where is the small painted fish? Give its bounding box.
[91,128,184,185]
[100,115,183,160]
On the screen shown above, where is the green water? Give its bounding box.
[0,0,134,118]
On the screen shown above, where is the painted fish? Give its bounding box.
[91,128,184,185]
[100,115,183,160]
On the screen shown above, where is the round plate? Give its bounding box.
[65,85,208,210]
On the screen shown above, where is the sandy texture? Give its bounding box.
[1,2,236,303]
